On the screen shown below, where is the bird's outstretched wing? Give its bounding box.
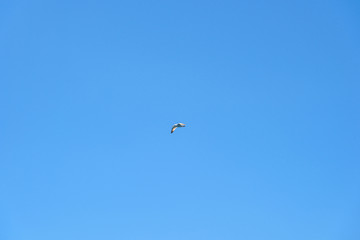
[171,126,177,133]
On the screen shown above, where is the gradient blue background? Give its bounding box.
[1,1,360,239]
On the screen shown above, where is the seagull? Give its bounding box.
[171,123,186,134]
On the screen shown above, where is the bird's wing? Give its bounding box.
[171,126,177,133]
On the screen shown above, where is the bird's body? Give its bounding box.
[171,123,186,133]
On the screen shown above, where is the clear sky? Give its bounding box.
[1,0,360,239]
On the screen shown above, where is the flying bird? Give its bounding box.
[171,123,186,133]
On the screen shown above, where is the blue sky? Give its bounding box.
[1,0,360,239]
